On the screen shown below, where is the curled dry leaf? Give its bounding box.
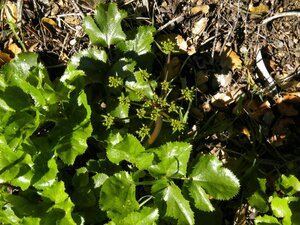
[64,16,81,25]
[249,2,269,14]
[219,47,242,71]
[42,17,58,27]
[191,5,210,15]
[275,93,300,104]
[0,52,12,66]
[41,17,58,33]
[175,35,196,55]
[8,43,22,56]
[241,99,271,120]
[275,93,300,117]
[3,1,17,23]
[211,87,243,108]
[192,17,208,36]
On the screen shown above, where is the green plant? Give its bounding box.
[248,174,300,225]
[0,3,241,224]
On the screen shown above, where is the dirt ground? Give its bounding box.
[1,0,300,223]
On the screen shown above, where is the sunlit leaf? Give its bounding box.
[280,174,300,196]
[0,53,57,107]
[51,91,92,165]
[118,207,159,225]
[100,171,139,219]
[152,179,194,225]
[188,154,240,205]
[107,133,153,170]
[125,70,157,101]
[188,181,214,212]
[0,137,34,190]
[83,3,127,47]
[248,178,269,213]
[255,215,280,225]
[117,26,155,55]
[271,197,292,224]
[148,142,192,178]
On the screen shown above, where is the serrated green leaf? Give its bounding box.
[0,53,57,108]
[188,181,214,212]
[0,205,21,225]
[125,70,157,101]
[51,91,92,165]
[110,102,130,121]
[83,3,127,47]
[71,167,96,207]
[0,137,34,190]
[148,142,192,178]
[21,217,41,225]
[2,110,40,150]
[281,174,300,196]
[109,58,136,79]
[271,197,292,225]
[41,181,69,203]
[72,167,89,188]
[118,207,159,225]
[189,154,240,201]
[61,48,108,89]
[255,215,280,225]
[152,179,194,225]
[107,133,153,170]
[0,86,32,111]
[247,177,269,213]
[3,190,50,219]
[100,171,139,220]
[117,26,156,55]
[32,157,58,189]
[92,173,109,188]
[248,191,269,213]
[46,198,77,225]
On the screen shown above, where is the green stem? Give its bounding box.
[8,21,27,52]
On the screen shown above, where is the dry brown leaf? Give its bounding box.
[268,134,286,147]
[275,93,300,104]
[249,3,269,14]
[3,1,17,23]
[8,43,22,56]
[220,47,242,70]
[175,35,196,55]
[50,3,60,16]
[191,17,208,36]
[0,52,12,66]
[64,16,81,25]
[28,43,39,52]
[211,93,233,107]
[191,5,210,15]
[176,35,188,51]
[42,17,58,27]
